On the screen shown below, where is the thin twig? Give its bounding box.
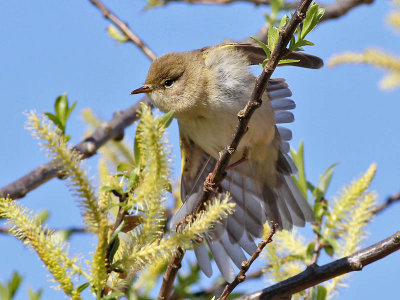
[190,268,265,298]
[321,0,374,22]
[164,0,298,8]
[158,247,185,300]
[218,223,278,300]
[374,191,400,214]
[235,231,400,300]
[0,98,152,200]
[158,0,314,298]
[310,198,328,264]
[89,0,157,61]
[164,0,374,23]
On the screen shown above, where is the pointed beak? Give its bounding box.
[130,85,156,95]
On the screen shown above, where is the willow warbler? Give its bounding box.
[131,43,323,282]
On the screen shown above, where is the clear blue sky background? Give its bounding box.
[0,0,399,299]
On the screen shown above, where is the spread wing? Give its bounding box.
[201,43,323,69]
[171,79,314,282]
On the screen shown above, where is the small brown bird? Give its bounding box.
[131,43,323,282]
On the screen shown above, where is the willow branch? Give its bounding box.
[89,0,157,61]
[165,0,374,21]
[374,191,400,214]
[158,0,314,298]
[218,223,278,300]
[235,231,400,300]
[321,0,374,22]
[0,98,152,200]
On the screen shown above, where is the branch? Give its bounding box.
[164,0,374,23]
[191,268,264,298]
[158,0,314,298]
[235,231,400,300]
[374,191,400,214]
[218,224,278,300]
[0,98,152,200]
[89,0,157,61]
[321,0,374,22]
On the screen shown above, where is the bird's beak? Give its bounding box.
[130,85,156,95]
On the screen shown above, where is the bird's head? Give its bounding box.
[131,51,206,116]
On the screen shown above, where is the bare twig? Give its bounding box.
[158,0,314,298]
[0,98,152,200]
[164,0,298,8]
[235,231,400,300]
[374,191,400,214]
[218,223,278,300]
[190,268,264,298]
[89,0,157,61]
[321,0,374,22]
[158,247,185,300]
[165,0,374,24]
[310,198,328,264]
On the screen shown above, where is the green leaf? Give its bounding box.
[278,59,300,65]
[289,35,296,51]
[278,15,290,31]
[268,26,279,52]
[0,283,8,300]
[323,244,334,257]
[316,285,327,300]
[65,101,77,122]
[55,229,74,241]
[106,25,128,43]
[294,39,315,48]
[307,181,316,192]
[158,110,175,128]
[301,2,325,39]
[305,241,315,261]
[103,292,125,300]
[44,113,63,132]
[271,0,284,15]
[323,237,339,252]
[77,282,90,293]
[54,94,68,128]
[290,141,308,200]
[108,236,120,264]
[126,167,140,192]
[27,287,42,300]
[250,36,270,58]
[318,162,340,195]
[313,201,325,220]
[117,162,134,173]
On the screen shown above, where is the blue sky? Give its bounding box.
[0,0,399,299]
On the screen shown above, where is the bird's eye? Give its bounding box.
[164,79,174,87]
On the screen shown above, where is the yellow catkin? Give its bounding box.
[27,112,104,234]
[0,197,80,296]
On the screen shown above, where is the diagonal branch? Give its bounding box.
[0,98,151,200]
[158,0,314,298]
[89,0,157,61]
[218,223,278,300]
[235,231,400,300]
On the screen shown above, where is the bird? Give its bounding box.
[131,43,323,282]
